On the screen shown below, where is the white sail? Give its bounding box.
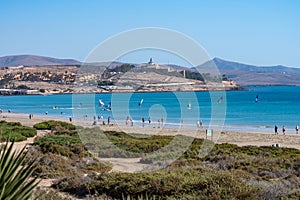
[99,99,105,106]
[138,99,144,106]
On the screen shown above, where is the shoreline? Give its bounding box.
[0,109,295,134]
[2,112,300,150]
[0,86,242,96]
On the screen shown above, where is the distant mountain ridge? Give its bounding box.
[1,54,300,86]
[199,57,300,74]
[0,55,81,67]
[195,58,300,86]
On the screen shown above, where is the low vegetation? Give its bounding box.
[22,122,300,199]
[0,120,37,142]
[27,121,111,180]
[33,120,76,131]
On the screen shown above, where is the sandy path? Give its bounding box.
[99,157,150,173]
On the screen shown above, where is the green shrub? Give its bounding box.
[33,134,88,158]
[32,187,73,200]
[0,120,37,142]
[33,120,76,131]
[32,152,81,179]
[34,134,81,146]
[84,168,263,199]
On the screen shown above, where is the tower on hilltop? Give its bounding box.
[148,58,153,65]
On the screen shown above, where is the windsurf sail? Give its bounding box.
[99,99,105,106]
[218,96,223,104]
[138,99,144,106]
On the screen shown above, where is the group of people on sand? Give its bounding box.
[274,125,299,135]
[91,115,110,126]
[197,120,203,128]
[125,116,134,126]
[124,116,164,128]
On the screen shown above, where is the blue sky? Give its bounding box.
[0,0,299,67]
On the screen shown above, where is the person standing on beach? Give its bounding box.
[130,118,133,126]
[296,125,299,134]
[282,125,286,135]
[108,116,111,125]
[148,117,151,125]
[274,125,278,134]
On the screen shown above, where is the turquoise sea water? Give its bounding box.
[0,86,300,133]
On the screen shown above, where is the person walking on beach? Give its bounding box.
[148,117,151,125]
[274,125,278,135]
[108,116,111,125]
[142,117,145,127]
[296,125,299,134]
[282,125,286,135]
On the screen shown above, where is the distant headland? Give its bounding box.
[1,54,300,95]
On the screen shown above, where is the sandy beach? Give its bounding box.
[2,111,300,150]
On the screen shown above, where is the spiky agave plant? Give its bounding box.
[0,141,38,200]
